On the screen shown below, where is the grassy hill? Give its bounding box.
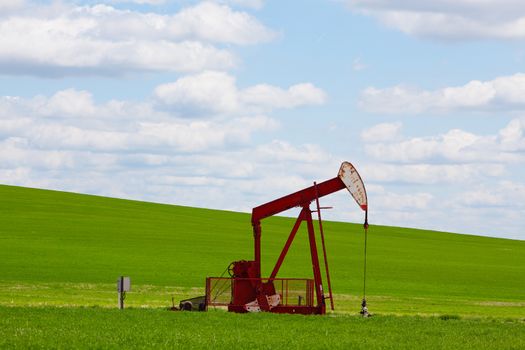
[0,184,524,318]
[1,184,524,349]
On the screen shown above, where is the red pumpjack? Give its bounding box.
[204,161,367,315]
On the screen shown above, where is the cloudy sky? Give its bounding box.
[1,0,524,240]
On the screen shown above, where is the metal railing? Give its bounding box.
[206,277,314,308]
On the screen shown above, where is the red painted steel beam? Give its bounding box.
[314,182,335,311]
[305,206,325,311]
[253,223,261,277]
[251,176,345,225]
[269,208,307,280]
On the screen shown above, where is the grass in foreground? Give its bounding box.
[1,306,524,350]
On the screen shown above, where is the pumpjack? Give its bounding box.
[200,161,368,315]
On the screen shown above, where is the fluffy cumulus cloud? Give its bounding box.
[222,0,265,9]
[108,0,166,4]
[0,74,332,212]
[453,181,525,208]
[0,1,275,76]
[0,0,25,12]
[367,184,525,239]
[360,122,402,142]
[0,1,335,231]
[154,71,326,115]
[359,73,525,114]
[106,0,265,8]
[344,0,525,40]
[354,119,525,239]
[445,180,525,238]
[0,75,322,153]
[362,118,525,165]
[360,163,505,185]
[2,82,523,238]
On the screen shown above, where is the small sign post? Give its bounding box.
[117,276,131,309]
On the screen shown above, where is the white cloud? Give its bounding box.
[154,71,326,115]
[361,122,402,142]
[347,173,525,239]
[364,129,480,163]
[0,80,339,226]
[95,0,266,9]
[0,79,336,218]
[343,118,525,238]
[154,71,239,114]
[452,181,525,208]
[220,0,265,9]
[354,118,525,196]
[359,73,525,114]
[0,0,25,13]
[0,98,277,154]
[2,87,524,240]
[0,2,275,76]
[459,189,505,208]
[109,0,166,4]
[499,118,525,151]
[241,83,326,110]
[361,163,505,185]
[171,2,274,44]
[0,135,336,214]
[344,0,525,40]
[254,140,326,163]
[0,69,325,162]
[362,119,525,164]
[40,89,97,118]
[376,191,434,210]
[443,181,525,238]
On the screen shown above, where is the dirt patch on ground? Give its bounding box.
[475,301,525,307]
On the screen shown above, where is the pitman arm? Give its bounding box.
[251,176,345,226]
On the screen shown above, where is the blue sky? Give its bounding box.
[1,0,524,240]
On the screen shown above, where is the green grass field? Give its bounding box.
[1,307,524,350]
[1,184,524,348]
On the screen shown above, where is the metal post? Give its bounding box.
[205,277,210,311]
[118,276,124,309]
[253,222,262,278]
[304,205,325,313]
[314,181,335,311]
